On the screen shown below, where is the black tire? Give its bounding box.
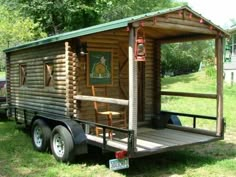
[32,119,51,152]
[50,125,75,163]
[168,115,182,126]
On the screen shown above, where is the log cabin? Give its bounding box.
[4,6,227,169]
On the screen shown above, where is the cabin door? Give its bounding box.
[119,43,145,122]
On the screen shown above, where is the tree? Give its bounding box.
[0,5,46,71]
[17,0,99,35]
[161,40,215,76]
[1,0,185,35]
[96,0,186,22]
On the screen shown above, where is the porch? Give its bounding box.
[85,126,220,158]
[76,110,221,158]
[73,6,226,155]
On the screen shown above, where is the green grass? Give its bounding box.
[161,71,236,131]
[1,71,236,177]
[0,121,122,177]
[0,71,5,78]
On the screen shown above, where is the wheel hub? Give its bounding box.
[33,126,43,148]
[53,133,65,157]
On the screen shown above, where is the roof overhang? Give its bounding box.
[4,5,229,53]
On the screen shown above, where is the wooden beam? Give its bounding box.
[128,27,138,146]
[161,91,217,99]
[74,95,129,106]
[140,21,218,35]
[152,16,211,28]
[166,124,217,137]
[160,34,215,44]
[215,37,224,137]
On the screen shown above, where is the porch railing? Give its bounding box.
[74,95,129,106]
[76,119,135,155]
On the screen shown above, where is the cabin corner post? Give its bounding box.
[73,52,79,118]
[6,53,12,117]
[215,36,224,136]
[65,42,74,118]
[128,27,138,146]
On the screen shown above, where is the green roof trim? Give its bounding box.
[4,5,227,53]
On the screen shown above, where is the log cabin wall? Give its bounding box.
[76,29,130,122]
[4,6,226,136]
[143,38,155,121]
[75,29,158,123]
[5,6,226,129]
[65,41,78,118]
[7,41,76,123]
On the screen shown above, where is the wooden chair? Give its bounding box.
[91,85,127,139]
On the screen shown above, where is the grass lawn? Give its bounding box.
[0,72,5,78]
[0,71,236,177]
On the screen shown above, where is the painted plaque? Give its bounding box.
[87,49,113,86]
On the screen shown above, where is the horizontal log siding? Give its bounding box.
[8,42,68,122]
[77,29,129,122]
[65,42,78,117]
[77,30,156,123]
[144,38,155,120]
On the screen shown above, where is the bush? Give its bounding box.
[205,66,216,79]
[161,40,214,76]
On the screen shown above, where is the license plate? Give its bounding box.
[109,158,129,170]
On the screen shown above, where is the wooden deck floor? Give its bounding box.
[86,127,220,157]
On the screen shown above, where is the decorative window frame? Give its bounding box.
[20,64,27,86]
[44,63,54,87]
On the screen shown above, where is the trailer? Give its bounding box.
[4,6,227,170]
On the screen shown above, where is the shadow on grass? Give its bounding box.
[74,140,236,177]
[120,143,236,176]
[1,120,236,177]
[161,95,181,104]
[0,110,7,121]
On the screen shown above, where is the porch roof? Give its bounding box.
[4,5,228,53]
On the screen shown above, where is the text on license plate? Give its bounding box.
[109,158,129,170]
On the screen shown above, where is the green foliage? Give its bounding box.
[17,0,99,35]
[205,66,216,79]
[161,40,215,76]
[1,0,185,35]
[0,4,46,71]
[96,0,186,22]
[0,5,46,46]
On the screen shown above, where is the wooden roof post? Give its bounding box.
[129,26,138,147]
[215,36,224,136]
